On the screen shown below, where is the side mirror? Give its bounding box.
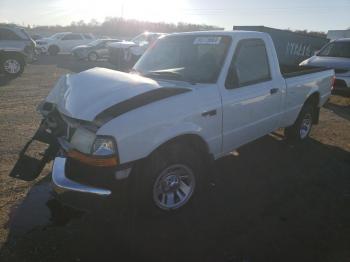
[225,65,239,89]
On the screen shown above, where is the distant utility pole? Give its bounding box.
[121,4,124,19]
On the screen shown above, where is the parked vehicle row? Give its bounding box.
[34,31,165,70]
[36,32,95,55]
[300,38,350,94]
[72,38,121,61]
[11,31,334,213]
[0,24,36,78]
[108,32,166,70]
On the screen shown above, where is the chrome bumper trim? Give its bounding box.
[52,157,112,196]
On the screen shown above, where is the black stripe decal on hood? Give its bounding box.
[94,87,191,126]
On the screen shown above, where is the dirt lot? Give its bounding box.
[0,55,350,262]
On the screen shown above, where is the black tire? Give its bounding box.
[48,45,59,56]
[130,142,205,214]
[1,53,25,78]
[88,52,98,61]
[285,103,314,142]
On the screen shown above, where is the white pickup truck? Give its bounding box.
[11,31,334,212]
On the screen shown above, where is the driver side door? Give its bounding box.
[221,38,283,153]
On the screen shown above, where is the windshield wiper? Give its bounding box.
[143,70,197,85]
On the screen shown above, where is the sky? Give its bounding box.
[0,0,349,32]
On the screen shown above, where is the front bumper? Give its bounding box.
[52,156,112,196]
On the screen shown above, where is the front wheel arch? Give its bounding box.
[148,134,212,163]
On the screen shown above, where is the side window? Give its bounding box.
[61,34,83,40]
[226,39,271,89]
[0,28,21,40]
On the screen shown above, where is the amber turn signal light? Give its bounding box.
[67,150,118,167]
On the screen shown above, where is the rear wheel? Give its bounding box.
[48,45,59,56]
[285,104,314,142]
[1,53,25,78]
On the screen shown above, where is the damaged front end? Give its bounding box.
[9,74,98,182]
[10,75,67,181]
[9,104,63,181]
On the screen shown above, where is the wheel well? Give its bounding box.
[153,134,212,161]
[305,92,320,124]
[305,92,320,107]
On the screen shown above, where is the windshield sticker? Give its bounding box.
[193,37,221,45]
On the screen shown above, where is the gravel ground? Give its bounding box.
[0,55,349,262]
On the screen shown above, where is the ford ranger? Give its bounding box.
[10,31,334,211]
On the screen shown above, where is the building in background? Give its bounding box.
[233,26,329,70]
[327,30,350,40]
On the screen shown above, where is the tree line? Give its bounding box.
[30,17,224,38]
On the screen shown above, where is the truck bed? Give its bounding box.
[281,65,331,78]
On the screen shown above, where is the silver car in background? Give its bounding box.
[71,39,121,61]
[300,38,350,94]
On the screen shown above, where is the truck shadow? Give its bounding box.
[1,135,350,262]
[324,101,350,121]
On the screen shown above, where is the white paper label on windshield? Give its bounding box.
[193,37,222,45]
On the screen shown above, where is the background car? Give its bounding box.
[30,34,43,41]
[36,32,95,55]
[108,32,166,70]
[72,38,121,61]
[0,24,36,78]
[300,38,350,94]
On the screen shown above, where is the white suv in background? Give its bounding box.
[36,32,95,55]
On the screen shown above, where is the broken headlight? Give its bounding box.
[91,136,116,156]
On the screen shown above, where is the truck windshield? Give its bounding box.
[318,42,350,58]
[133,35,232,84]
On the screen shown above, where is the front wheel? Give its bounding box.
[285,104,314,142]
[48,45,59,56]
[131,142,203,213]
[1,54,25,78]
[88,52,98,61]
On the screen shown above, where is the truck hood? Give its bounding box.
[301,56,350,70]
[45,67,188,122]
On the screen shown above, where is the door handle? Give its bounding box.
[202,109,217,117]
[270,88,279,95]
